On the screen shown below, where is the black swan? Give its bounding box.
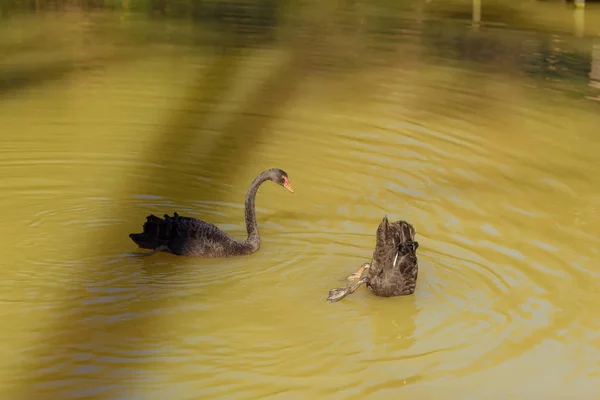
[129,168,294,257]
[326,216,419,302]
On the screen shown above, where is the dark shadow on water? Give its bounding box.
[13,12,309,400]
[0,53,139,96]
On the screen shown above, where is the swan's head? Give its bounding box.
[267,168,294,193]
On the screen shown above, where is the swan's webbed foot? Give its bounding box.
[137,244,169,257]
[326,287,352,303]
[347,262,371,280]
[326,277,369,303]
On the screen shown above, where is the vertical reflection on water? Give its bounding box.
[574,8,585,38]
[472,0,481,31]
[589,42,600,101]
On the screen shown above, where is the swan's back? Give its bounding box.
[367,216,419,296]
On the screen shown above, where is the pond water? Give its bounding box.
[1,2,600,399]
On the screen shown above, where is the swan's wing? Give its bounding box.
[392,250,404,271]
[172,216,228,240]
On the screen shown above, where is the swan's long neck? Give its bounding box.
[244,172,269,251]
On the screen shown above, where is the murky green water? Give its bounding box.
[1,1,600,399]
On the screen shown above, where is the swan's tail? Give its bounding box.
[390,220,416,244]
[129,213,177,250]
[390,222,417,265]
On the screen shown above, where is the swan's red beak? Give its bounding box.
[283,177,294,193]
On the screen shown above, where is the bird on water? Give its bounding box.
[129,168,294,257]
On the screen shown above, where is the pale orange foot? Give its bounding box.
[347,262,371,280]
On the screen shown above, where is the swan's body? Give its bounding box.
[129,212,257,257]
[129,168,294,257]
[326,216,419,302]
